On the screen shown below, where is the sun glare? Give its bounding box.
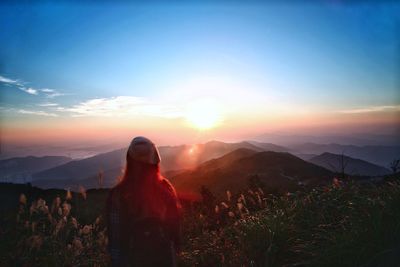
[185,99,222,130]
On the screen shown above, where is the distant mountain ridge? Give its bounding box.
[0,156,72,183]
[287,143,400,167]
[309,152,390,176]
[255,133,400,146]
[26,139,398,190]
[246,141,290,152]
[31,141,284,189]
[32,149,127,187]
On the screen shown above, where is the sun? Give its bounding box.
[185,99,222,130]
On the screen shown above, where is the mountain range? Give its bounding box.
[287,143,400,167]
[31,141,286,189]
[0,156,72,183]
[309,152,390,176]
[255,133,400,146]
[0,140,397,191]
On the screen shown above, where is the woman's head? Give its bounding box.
[120,136,168,218]
[122,136,161,184]
[127,136,161,165]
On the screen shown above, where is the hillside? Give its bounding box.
[170,149,333,197]
[309,152,390,176]
[196,148,258,171]
[0,156,72,183]
[159,140,263,171]
[2,179,400,267]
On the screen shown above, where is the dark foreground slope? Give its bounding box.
[170,149,333,197]
[180,179,400,267]
[1,178,399,267]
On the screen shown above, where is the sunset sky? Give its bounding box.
[0,1,399,147]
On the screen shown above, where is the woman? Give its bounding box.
[107,136,181,267]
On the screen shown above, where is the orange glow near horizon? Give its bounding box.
[2,107,399,146]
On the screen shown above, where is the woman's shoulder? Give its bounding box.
[159,178,178,199]
[159,178,181,215]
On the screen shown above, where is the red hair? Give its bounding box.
[119,153,178,220]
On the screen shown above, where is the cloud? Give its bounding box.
[0,75,20,85]
[0,74,65,97]
[37,102,59,107]
[40,88,55,93]
[1,75,180,119]
[63,96,183,118]
[19,87,38,95]
[338,105,400,114]
[18,109,58,117]
[46,92,66,98]
[39,88,65,98]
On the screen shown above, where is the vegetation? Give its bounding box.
[1,177,400,266]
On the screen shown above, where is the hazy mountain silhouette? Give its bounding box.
[30,140,394,190]
[255,133,400,146]
[288,143,400,167]
[33,166,122,190]
[170,149,333,197]
[294,153,318,161]
[247,141,290,152]
[309,152,390,176]
[32,141,266,189]
[0,156,72,183]
[32,149,127,187]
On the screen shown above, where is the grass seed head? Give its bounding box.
[19,194,27,205]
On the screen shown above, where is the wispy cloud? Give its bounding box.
[39,88,65,98]
[18,109,58,117]
[37,102,59,107]
[0,74,65,97]
[1,74,188,120]
[40,88,54,93]
[19,87,38,95]
[338,105,400,114]
[46,92,66,98]
[62,96,182,118]
[65,96,144,117]
[0,75,21,85]
[0,75,31,94]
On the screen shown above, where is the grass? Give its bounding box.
[180,179,400,267]
[0,178,399,266]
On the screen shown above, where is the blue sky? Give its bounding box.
[0,1,399,143]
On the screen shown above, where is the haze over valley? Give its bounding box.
[1,136,398,198]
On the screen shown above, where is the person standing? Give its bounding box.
[107,136,181,267]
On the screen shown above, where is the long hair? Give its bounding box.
[119,152,177,220]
